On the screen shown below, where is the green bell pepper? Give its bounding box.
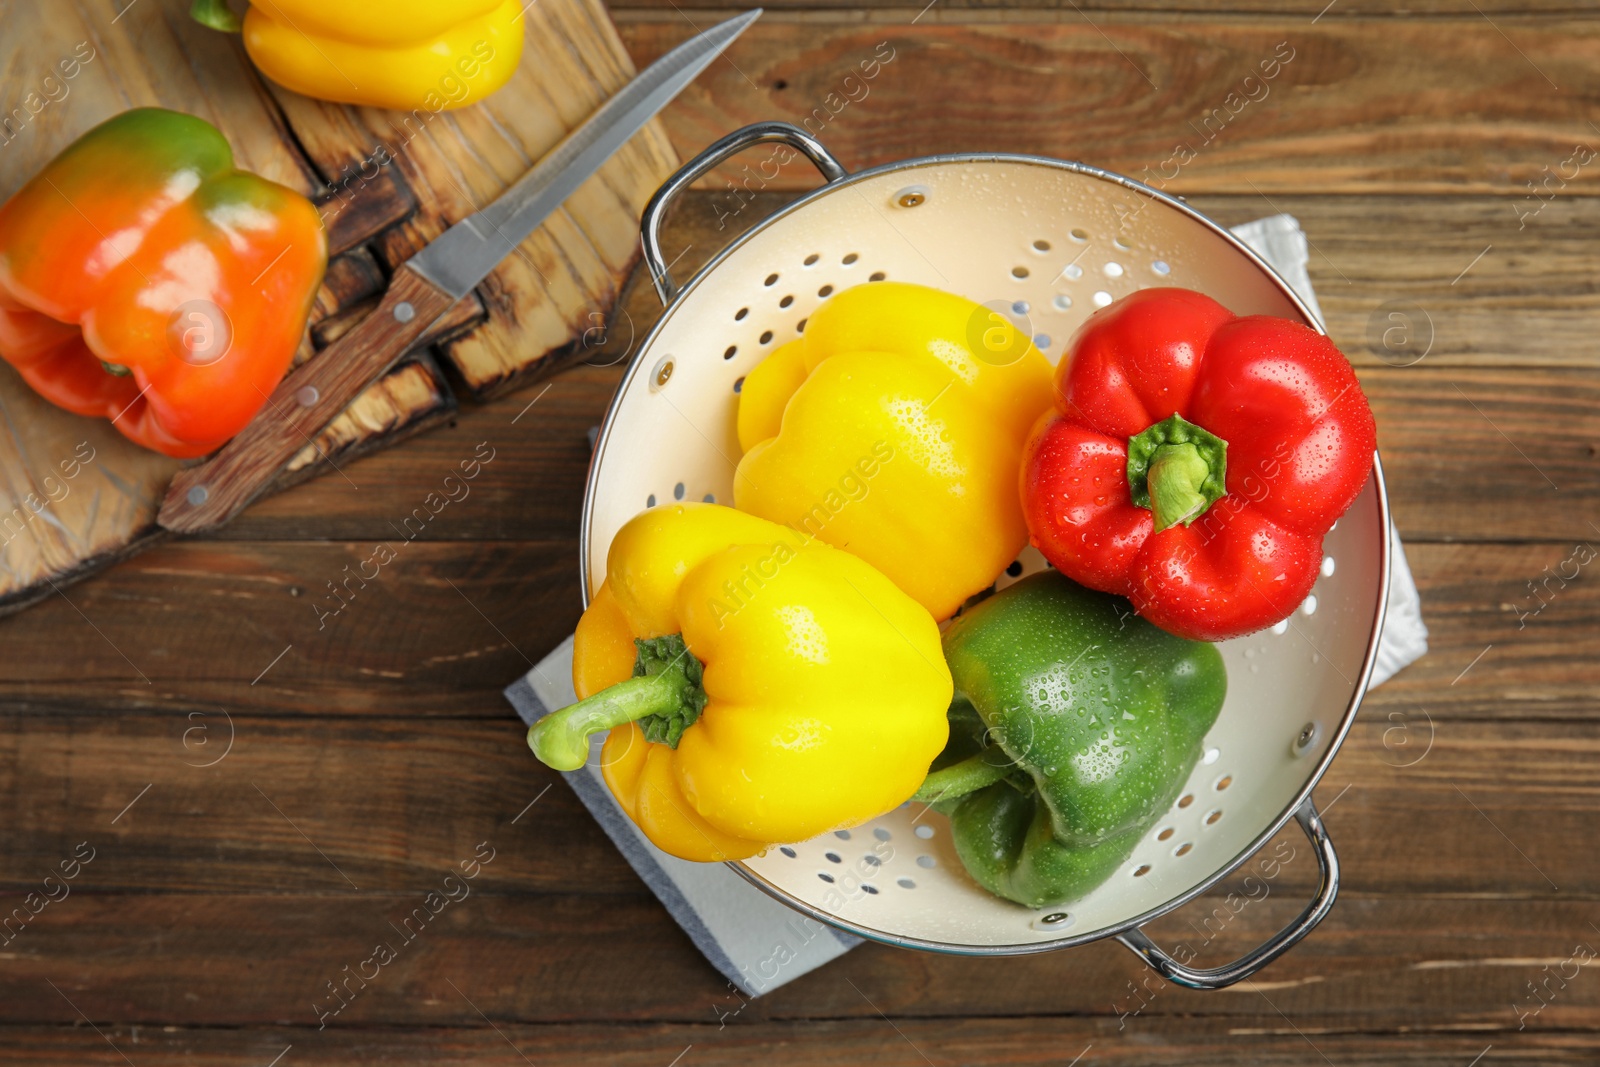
[917,571,1227,908]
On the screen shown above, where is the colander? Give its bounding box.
[580,121,1390,989]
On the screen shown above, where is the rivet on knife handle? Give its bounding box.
[159,266,455,534]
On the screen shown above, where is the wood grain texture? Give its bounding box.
[270,0,681,400]
[315,167,418,258]
[0,1021,1578,1067]
[0,716,1585,900]
[615,14,1596,195]
[12,892,1600,1029]
[0,539,580,714]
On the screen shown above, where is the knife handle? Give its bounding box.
[159,265,456,535]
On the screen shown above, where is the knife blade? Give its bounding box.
[159,9,761,534]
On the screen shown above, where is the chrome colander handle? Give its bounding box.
[640,121,849,305]
[1115,796,1339,990]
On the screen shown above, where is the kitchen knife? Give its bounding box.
[160,9,761,534]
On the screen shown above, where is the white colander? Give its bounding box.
[581,122,1390,988]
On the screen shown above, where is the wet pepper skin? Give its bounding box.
[538,503,952,862]
[930,571,1225,908]
[195,0,525,112]
[1022,288,1377,641]
[735,281,1054,621]
[0,109,326,458]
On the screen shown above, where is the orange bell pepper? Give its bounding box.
[0,108,327,458]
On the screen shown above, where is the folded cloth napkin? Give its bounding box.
[504,214,1429,997]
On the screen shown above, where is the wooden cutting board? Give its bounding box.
[0,0,677,614]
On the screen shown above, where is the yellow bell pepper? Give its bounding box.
[735,281,1054,621]
[529,503,951,862]
[190,0,524,112]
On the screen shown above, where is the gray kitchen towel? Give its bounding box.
[507,636,862,998]
[503,214,1429,997]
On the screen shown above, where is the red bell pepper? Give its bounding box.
[1022,287,1377,641]
[0,108,327,458]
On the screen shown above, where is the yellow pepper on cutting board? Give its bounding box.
[190,0,524,111]
[529,503,952,862]
[735,281,1054,621]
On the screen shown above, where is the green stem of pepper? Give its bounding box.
[528,673,686,771]
[1145,443,1213,533]
[912,751,1013,804]
[1126,413,1229,533]
[527,634,707,772]
[189,0,245,32]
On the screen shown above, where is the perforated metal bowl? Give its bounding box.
[580,122,1390,988]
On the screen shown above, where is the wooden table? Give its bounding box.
[2,2,1595,1064]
